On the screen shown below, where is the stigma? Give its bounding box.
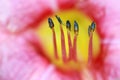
[48,15,95,71]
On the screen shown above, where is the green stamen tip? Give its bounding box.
[55,15,62,24]
[66,20,71,31]
[88,22,96,36]
[74,20,79,33]
[91,22,95,31]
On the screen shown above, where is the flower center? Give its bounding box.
[36,9,100,72]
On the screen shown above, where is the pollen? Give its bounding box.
[36,9,100,72]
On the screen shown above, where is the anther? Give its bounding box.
[66,20,71,31]
[91,22,95,32]
[55,15,62,24]
[48,18,54,29]
[88,26,91,36]
[74,21,79,34]
[88,22,95,36]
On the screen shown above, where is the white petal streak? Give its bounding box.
[102,38,120,49]
[40,65,55,80]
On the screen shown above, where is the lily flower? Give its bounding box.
[0,0,120,80]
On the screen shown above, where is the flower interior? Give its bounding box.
[36,9,100,72]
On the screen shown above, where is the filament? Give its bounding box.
[52,28,58,59]
[88,31,93,64]
[73,34,77,61]
[60,24,67,62]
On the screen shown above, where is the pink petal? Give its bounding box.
[0,0,76,32]
[0,28,49,80]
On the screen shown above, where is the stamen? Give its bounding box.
[66,20,73,60]
[73,21,79,61]
[55,15,67,62]
[48,18,58,59]
[88,22,95,64]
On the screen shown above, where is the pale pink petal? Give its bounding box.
[0,28,50,80]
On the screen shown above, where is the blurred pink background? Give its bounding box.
[0,0,120,80]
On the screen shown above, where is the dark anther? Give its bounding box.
[88,22,96,36]
[55,15,62,24]
[48,18,54,29]
[88,26,91,36]
[91,22,95,31]
[74,21,79,33]
[66,20,71,31]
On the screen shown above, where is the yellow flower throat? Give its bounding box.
[36,9,100,72]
